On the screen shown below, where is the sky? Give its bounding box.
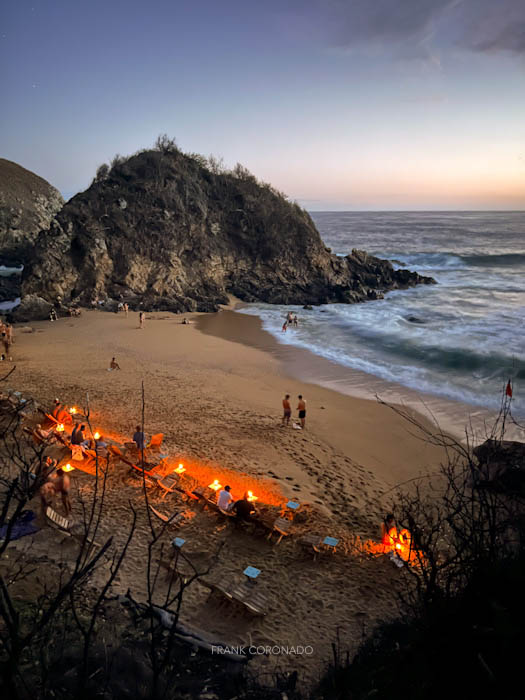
[1,0,524,210]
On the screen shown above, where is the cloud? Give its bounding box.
[284,0,525,56]
[460,2,525,54]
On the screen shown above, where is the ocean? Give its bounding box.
[239,211,525,417]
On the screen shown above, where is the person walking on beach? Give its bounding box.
[139,311,145,329]
[282,394,291,426]
[123,303,129,317]
[297,395,306,429]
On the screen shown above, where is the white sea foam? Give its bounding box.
[238,212,525,416]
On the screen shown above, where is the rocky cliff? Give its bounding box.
[0,159,64,265]
[15,149,434,320]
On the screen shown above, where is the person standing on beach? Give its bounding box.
[297,395,306,429]
[282,320,287,333]
[282,394,291,426]
[133,426,145,450]
[50,468,72,516]
[139,311,145,329]
[1,330,9,356]
[123,303,129,317]
[293,315,298,327]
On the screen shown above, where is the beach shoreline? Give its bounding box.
[0,307,482,686]
[197,307,517,445]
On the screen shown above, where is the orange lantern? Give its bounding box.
[69,407,77,415]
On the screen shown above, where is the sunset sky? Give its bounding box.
[1,0,524,209]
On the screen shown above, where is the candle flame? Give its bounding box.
[62,463,75,472]
[94,432,100,440]
[208,479,221,491]
[175,463,186,474]
[56,424,65,432]
[247,490,258,502]
[69,407,77,414]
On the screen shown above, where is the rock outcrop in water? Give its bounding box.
[0,159,64,265]
[14,149,434,320]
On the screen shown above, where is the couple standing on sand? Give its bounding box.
[281,394,306,429]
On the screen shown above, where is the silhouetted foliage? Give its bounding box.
[207,154,226,174]
[110,154,125,171]
[154,134,178,155]
[315,392,525,700]
[93,163,109,183]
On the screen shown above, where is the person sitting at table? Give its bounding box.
[51,399,62,419]
[132,426,145,450]
[71,423,89,447]
[51,399,73,425]
[217,485,234,511]
[232,492,257,522]
[95,435,109,458]
[34,423,53,440]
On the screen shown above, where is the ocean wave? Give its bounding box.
[238,302,525,414]
[462,253,525,268]
[378,251,525,272]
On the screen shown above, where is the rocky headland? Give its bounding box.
[2,147,435,321]
[0,158,64,265]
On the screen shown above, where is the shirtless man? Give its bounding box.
[40,481,56,517]
[109,357,121,370]
[51,468,72,516]
[282,394,291,426]
[139,311,145,329]
[297,395,306,429]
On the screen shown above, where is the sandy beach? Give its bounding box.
[3,308,454,686]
